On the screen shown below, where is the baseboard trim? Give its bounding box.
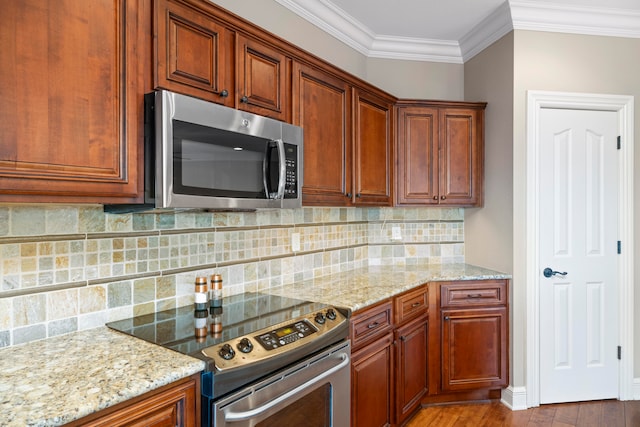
[501,386,528,410]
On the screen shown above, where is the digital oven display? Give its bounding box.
[255,319,317,351]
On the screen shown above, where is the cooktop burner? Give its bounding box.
[107,292,347,370]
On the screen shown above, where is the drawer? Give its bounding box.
[440,280,508,308]
[350,301,393,350]
[394,285,428,325]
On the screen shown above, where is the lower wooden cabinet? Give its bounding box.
[66,374,200,427]
[350,279,509,426]
[441,307,508,392]
[394,314,428,424]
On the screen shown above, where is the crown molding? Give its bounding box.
[274,0,640,64]
[510,0,640,38]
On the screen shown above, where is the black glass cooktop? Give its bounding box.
[107,292,329,362]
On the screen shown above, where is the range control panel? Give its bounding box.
[202,307,346,371]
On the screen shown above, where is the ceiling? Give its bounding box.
[273,0,640,63]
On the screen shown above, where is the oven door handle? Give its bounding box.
[223,352,350,422]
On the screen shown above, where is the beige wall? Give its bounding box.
[463,33,516,382]
[512,31,640,381]
[209,0,464,100]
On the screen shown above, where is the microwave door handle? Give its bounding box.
[275,139,286,200]
[262,144,270,198]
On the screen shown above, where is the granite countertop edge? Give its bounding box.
[0,327,206,427]
[266,262,511,312]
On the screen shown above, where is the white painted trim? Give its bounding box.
[633,378,640,400]
[274,0,640,63]
[525,91,634,407]
[501,386,528,410]
[510,0,640,39]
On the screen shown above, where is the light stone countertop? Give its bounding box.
[0,263,508,427]
[0,327,205,427]
[265,263,511,312]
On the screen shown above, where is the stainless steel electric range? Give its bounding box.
[107,292,350,427]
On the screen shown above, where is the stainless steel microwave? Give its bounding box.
[108,90,303,213]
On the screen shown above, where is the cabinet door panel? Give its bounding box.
[441,307,507,391]
[0,0,145,202]
[440,108,483,205]
[395,316,428,424]
[352,333,394,427]
[155,0,233,106]
[237,35,289,121]
[293,62,351,205]
[353,89,392,206]
[396,107,439,205]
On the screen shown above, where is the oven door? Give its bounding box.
[213,341,350,427]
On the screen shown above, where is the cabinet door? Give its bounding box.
[352,332,394,427]
[353,88,392,206]
[292,62,351,206]
[439,108,483,205]
[68,375,199,427]
[0,0,147,203]
[395,315,428,424]
[237,35,290,121]
[155,0,234,106]
[441,307,508,392]
[396,106,439,205]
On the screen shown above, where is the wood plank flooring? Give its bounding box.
[405,400,640,426]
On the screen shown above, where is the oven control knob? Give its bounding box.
[219,343,235,360]
[314,312,326,324]
[237,337,253,353]
[326,308,337,320]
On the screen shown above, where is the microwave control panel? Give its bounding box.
[284,145,298,198]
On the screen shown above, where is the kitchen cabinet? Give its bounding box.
[292,62,352,205]
[0,0,148,203]
[155,0,235,107]
[236,34,291,121]
[155,0,290,121]
[66,374,200,427]
[393,286,429,425]
[352,88,393,206]
[350,301,394,427]
[395,101,485,206]
[438,280,509,392]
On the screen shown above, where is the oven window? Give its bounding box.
[257,383,331,427]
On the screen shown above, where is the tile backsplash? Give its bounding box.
[0,205,464,348]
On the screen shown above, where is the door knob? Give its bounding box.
[543,267,568,278]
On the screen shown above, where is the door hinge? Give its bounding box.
[618,346,622,360]
[617,136,621,150]
[617,241,622,254]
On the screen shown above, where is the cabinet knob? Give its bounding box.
[240,95,249,103]
[440,195,446,200]
[356,193,361,198]
[345,193,352,198]
[433,196,438,200]
[444,316,450,321]
[220,89,229,98]
[400,336,407,342]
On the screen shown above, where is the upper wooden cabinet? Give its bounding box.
[0,0,148,203]
[292,62,351,205]
[353,88,393,206]
[396,101,485,207]
[155,0,234,107]
[236,34,290,121]
[154,0,290,121]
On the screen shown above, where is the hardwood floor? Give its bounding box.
[405,400,640,426]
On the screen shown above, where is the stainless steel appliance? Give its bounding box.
[107,292,349,427]
[107,90,303,212]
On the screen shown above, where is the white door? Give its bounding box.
[538,108,619,404]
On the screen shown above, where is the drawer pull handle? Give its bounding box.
[367,321,380,329]
[411,302,421,308]
[467,294,483,298]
